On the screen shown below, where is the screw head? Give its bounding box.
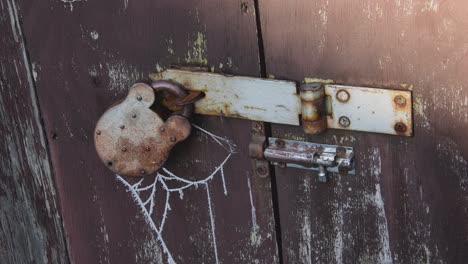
[145,146,151,151]
[170,136,177,142]
[336,146,347,158]
[160,127,166,132]
[121,147,127,152]
[132,114,137,118]
[256,166,268,177]
[119,125,125,129]
[254,122,262,131]
[394,122,407,133]
[336,90,350,103]
[338,116,351,127]
[275,139,285,148]
[137,95,142,101]
[96,130,101,135]
[394,95,406,107]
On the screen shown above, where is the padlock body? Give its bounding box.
[94,83,191,177]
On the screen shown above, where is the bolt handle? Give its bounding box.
[94,82,192,177]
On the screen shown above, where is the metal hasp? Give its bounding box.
[151,68,413,136]
[251,137,355,182]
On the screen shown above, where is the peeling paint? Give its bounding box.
[105,61,143,94]
[304,77,334,84]
[365,147,393,264]
[90,30,99,40]
[185,32,208,66]
[61,0,81,11]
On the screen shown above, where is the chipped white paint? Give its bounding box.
[247,174,261,247]
[61,0,81,11]
[90,31,99,40]
[333,178,344,264]
[298,214,312,263]
[365,147,393,264]
[153,69,413,135]
[185,32,208,65]
[31,62,40,82]
[422,0,439,12]
[326,85,413,136]
[105,61,143,93]
[413,96,431,130]
[152,69,301,125]
[117,124,237,264]
[436,138,468,192]
[166,37,174,55]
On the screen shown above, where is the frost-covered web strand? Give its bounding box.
[116,175,176,264]
[205,183,219,264]
[117,125,236,264]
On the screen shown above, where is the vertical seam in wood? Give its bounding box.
[11,1,72,262]
[253,1,284,263]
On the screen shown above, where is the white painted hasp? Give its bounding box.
[325,85,413,136]
[151,69,301,125]
[151,69,413,136]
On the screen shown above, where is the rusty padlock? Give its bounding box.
[94,80,193,177]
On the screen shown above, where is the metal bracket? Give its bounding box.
[249,136,354,182]
[151,68,413,136]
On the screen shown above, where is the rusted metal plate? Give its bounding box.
[325,85,413,136]
[151,69,301,125]
[153,69,412,136]
[95,83,191,177]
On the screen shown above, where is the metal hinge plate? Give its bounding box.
[151,68,413,136]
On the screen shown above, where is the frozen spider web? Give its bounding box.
[116,124,237,264]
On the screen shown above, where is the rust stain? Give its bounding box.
[244,105,267,111]
[94,83,191,177]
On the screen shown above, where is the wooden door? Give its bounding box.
[259,0,468,263]
[2,0,468,263]
[3,0,279,263]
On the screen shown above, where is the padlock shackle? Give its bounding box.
[150,80,194,118]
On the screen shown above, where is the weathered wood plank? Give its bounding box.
[0,0,69,263]
[17,0,279,263]
[259,0,468,263]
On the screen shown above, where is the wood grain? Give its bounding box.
[16,0,279,263]
[259,0,468,263]
[0,0,69,263]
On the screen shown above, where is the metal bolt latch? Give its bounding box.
[249,137,355,182]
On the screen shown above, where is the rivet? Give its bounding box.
[256,166,268,177]
[96,130,101,135]
[137,95,142,101]
[120,125,125,129]
[394,95,406,107]
[394,122,407,133]
[336,146,347,158]
[254,122,262,131]
[338,116,351,127]
[275,139,285,148]
[145,146,151,151]
[121,147,127,152]
[170,136,177,142]
[160,127,166,132]
[336,89,350,103]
